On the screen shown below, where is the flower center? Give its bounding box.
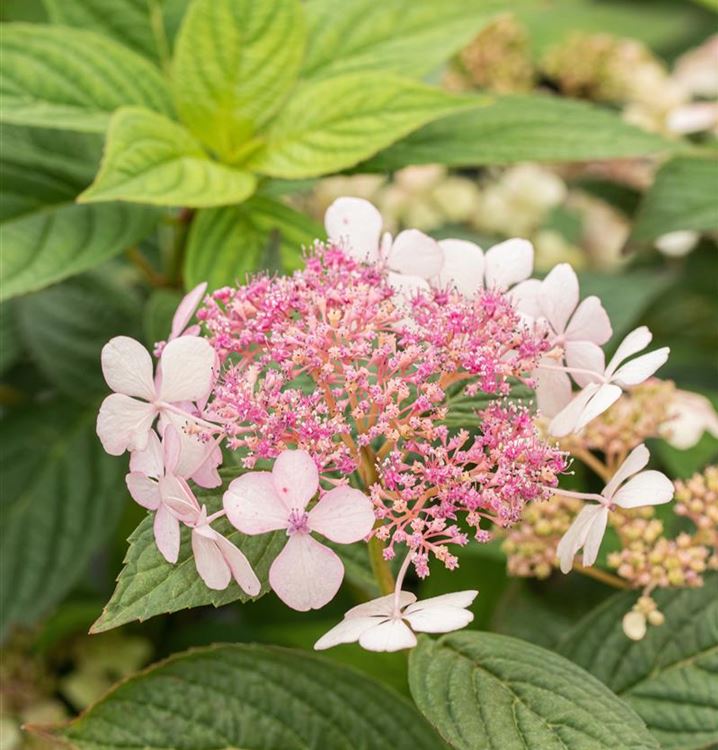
[286,509,310,536]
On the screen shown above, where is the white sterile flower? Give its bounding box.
[654,230,700,258]
[512,263,612,417]
[314,590,478,653]
[324,197,443,294]
[556,444,673,574]
[549,326,670,437]
[661,389,718,450]
[435,237,534,296]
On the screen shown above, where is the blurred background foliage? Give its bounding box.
[0,0,716,746]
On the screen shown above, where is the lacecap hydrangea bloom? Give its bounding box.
[96,197,673,651]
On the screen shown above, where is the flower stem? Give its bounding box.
[574,563,631,589]
[572,448,612,483]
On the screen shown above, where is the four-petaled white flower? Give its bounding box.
[436,237,534,296]
[549,326,670,437]
[325,197,443,294]
[224,449,375,611]
[556,444,673,573]
[512,263,612,417]
[314,589,478,652]
[97,335,216,455]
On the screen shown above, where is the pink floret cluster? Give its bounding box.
[198,242,566,576]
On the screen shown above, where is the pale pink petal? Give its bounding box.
[158,336,215,403]
[557,503,605,573]
[404,590,479,612]
[314,615,386,650]
[101,336,155,400]
[574,383,623,431]
[602,444,650,500]
[565,296,612,345]
[358,618,417,652]
[308,486,375,544]
[160,409,219,482]
[126,473,160,510]
[539,263,578,334]
[96,393,156,455]
[565,341,606,388]
[154,504,181,563]
[159,475,200,520]
[403,605,474,634]
[581,505,609,567]
[612,470,674,509]
[325,197,382,263]
[272,449,319,511]
[129,429,163,478]
[510,278,543,320]
[605,326,652,376]
[484,238,533,291]
[387,272,430,298]
[611,347,670,387]
[663,391,718,449]
[345,591,417,619]
[191,530,231,590]
[213,533,261,596]
[437,239,484,296]
[161,425,182,475]
[388,230,443,279]
[269,534,344,611]
[224,472,289,534]
[170,282,207,339]
[549,383,601,437]
[535,365,573,418]
[190,445,222,489]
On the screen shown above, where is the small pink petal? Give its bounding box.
[612,470,674,509]
[581,505,609,567]
[557,504,605,573]
[345,591,417,619]
[564,341,605,388]
[602,444,650,500]
[535,365,572,418]
[484,238,533,291]
[158,336,216,403]
[129,429,163,478]
[190,445,222,489]
[96,393,156,455]
[510,278,543,320]
[611,348,670,387]
[540,263,578,334]
[308,486,375,544]
[325,197,382,263]
[224,472,289,534]
[549,384,601,438]
[574,383,623,431]
[170,282,207,340]
[191,529,231,590]
[437,239,484,296]
[161,424,182,475]
[154,504,181,563]
[387,272,430,298]
[565,296,612,345]
[405,590,478,611]
[269,534,344,612]
[388,230,443,279]
[159,475,200,520]
[101,336,155,400]
[126,472,160,510]
[314,616,385,650]
[358,618,417,652]
[605,326,652,376]
[402,605,474,634]
[213,533,261,596]
[272,449,319,511]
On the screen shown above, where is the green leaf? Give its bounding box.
[631,156,718,243]
[0,124,159,301]
[183,196,321,289]
[43,0,190,64]
[15,272,141,399]
[79,107,257,207]
[362,94,672,170]
[90,482,284,633]
[0,401,126,640]
[304,0,504,80]
[0,23,173,133]
[51,644,445,749]
[0,303,22,375]
[250,74,474,179]
[409,631,659,750]
[142,288,183,348]
[172,0,305,160]
[557,576,718,750]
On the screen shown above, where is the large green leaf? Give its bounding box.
[303,0,505,80]
[557,577,718,750]
[50,644,445,749]
[249,74,473,178]
[0,401,126,640]
[363,95,672,170]
[0,303,22,375]
[631,156,718,243]
[15,272,141,399]
[0,124,159,301]
[409,631,659,750]
[79,107,257,207]
[172,0,305,160]
[43,0,190,64]
[0,23,172,132]
[90,482,284,633]
[183,196,321,289]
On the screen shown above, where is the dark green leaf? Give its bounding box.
[0,302,22,374]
